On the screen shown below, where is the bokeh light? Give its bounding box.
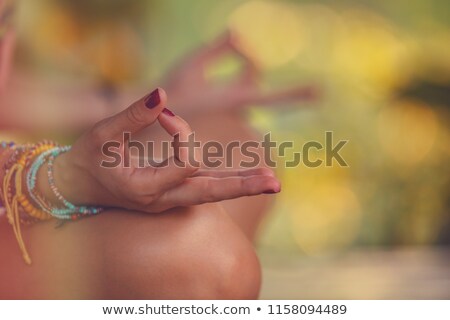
[228,0,305,69]
[377,100,438,167]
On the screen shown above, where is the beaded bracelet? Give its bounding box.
[8,144,54,222]
[1,141,104,265]
[26,146,102,220]
[1,141,15,149]
[23,144,104,219]
[46,146,103,220]
[2,141,56,264]
[25,148,56,215]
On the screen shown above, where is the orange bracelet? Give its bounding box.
[2,141,57,264]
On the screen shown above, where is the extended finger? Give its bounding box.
[161,175,281,207]
[249,85,320,106]
[192,167,275,178]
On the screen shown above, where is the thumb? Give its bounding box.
[106,87,167,138]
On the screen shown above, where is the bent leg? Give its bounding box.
[0,203,261,299]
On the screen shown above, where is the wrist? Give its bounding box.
[36,151,95,206]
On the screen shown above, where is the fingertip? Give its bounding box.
[158,109,192,135]
[144,87,167,110]
[261,176,281,194]
[157,87,168,105]
[161,107,176,117]
[244,175,280,195]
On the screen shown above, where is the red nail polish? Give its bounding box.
[162,108,175,117]
[145,88,161,109]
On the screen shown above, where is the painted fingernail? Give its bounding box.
[162,108,175,117]
[263,189,279,194]
[144,88,161,109]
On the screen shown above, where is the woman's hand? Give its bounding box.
[40,88,280,213]
[164,31,318,115]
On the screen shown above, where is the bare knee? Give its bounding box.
[206,235,262,299]
[182,203,261,299]
[100,204,261,299]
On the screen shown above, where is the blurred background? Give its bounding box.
[10,0,450,298]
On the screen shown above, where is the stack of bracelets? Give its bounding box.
[0,140,103,264]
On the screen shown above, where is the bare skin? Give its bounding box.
[0,204,261,299]
[0,32,314,299]
[0,93,272,299]
[0,108,271,299]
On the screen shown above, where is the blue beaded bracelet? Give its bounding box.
[26,146,103,220]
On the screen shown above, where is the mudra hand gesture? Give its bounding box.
[50,88,280,213]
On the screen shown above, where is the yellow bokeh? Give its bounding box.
[293,4,345,74]
[275,165,361,255]
[288,179,361,255]
[377,100,438,166]
[332,9,413,97]
[228,0,305,69]
[19,3,80,60]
